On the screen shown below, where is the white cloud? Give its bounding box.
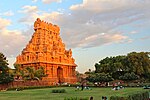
[42,0,62,4]
[19,11,61,25]
[0,11,14,16]
[18,13,39,24]
[40,11,61,23]
[0,18,11,29]
[0,29,27,56]
[18,5,63,24]
[71,33,127,48]
[19,5,38,14]
[17,0,150,49]
[129,31,138,34]
[18,5,40,24]
[0,17,28,57]
[58,0,150,48]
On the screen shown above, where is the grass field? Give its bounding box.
[0,87,149,100]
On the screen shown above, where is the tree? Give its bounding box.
[14,64,23,80]
[26,67,36,80]
[84,69,95,74]
[14,65,46,81]
[95,56,126,74]
[119,72,139,82]
[0,52,13,84]
[127,52,150,77]
[34,67,46,80]
[94,52,150,81]
[86,73,113,83]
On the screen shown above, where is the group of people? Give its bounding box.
[112,85,124,90]
[76,85,91,91]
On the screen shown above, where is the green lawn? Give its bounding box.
[0,87,149,100]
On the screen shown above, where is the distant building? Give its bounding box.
[15,18,77,84]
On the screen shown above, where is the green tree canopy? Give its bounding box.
[93,52,150,82]
[119,72,139,82]
[86,73,113,83]
[127,52,150,77]
[95,55,126,74]
[14,64,46,81]
[0,52,13,84]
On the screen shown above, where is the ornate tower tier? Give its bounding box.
[15,18,77,84]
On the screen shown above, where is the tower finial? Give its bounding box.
[37,18,41,21]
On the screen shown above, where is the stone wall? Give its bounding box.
[0,80,50,90]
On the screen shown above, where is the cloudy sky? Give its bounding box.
[0,0,150,73]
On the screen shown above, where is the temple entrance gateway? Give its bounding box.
[57,67,63,83]
[15,18,77,85]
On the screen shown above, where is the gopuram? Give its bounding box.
[15,18,77,84]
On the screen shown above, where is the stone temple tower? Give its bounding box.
[15,18,77,84]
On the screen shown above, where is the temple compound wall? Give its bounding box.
[15,18,77,85]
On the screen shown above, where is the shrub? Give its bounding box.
[52,89,66,93]
[128,91,149,100]
[110,91,149,100]
[64,97,78,100]
[8,86,54,91]
[110,96,119,100]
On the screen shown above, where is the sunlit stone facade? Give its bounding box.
[15,18,77,84]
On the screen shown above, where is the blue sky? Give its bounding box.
[0,0,150,73]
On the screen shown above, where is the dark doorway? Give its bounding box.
[57,67,63,83]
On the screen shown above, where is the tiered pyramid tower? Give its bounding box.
[15,18,77,84]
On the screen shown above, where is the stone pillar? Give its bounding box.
[63,66,67,77]
[51,65,53,77]
[68,66,70,77]
[65,66,68,77]
[70,66,72,77]
[53,65,57,77]
[62,66,64,77]
[72,67,75,77]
